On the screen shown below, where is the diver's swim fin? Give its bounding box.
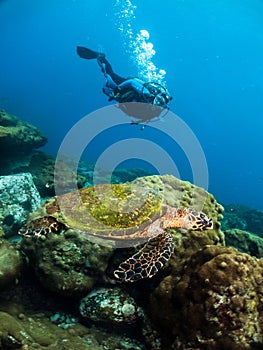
[76,46,104,60]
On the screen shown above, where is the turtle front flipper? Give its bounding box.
[114,232,174,282]
[18,216,66,237]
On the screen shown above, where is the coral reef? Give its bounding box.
[225,229,263,258]
[222,204,263,237]
[0,173,41,237]
[149,245,263,349]
[0,109,47,155]
[2,173,263,348]
[0,110,86,198]
[82,165,153,186]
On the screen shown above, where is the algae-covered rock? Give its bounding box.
[20,230,113,297]
[0,306,145,349]
[149,245,263,349]
[0,273,146,349]
[0,109,47,155]
[0,173,41,237]
[225,229,263,258]
[79,287,144,326]
[0,241,22,290]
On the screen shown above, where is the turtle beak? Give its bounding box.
[201,217,213,230]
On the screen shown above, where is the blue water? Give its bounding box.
[1,0,263,210]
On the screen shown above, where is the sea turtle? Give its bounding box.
[18,184,213,282]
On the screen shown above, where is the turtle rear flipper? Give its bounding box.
[114,232,174,282]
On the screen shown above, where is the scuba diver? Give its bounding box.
[76,46,173,125]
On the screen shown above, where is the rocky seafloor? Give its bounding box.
[1,109,263,350]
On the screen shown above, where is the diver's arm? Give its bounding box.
[118,79,151,96]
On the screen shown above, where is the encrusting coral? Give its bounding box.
[149,245,263,349]
[225,229,263,258]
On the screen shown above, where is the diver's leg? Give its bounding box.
[76,46,126,85]
[104,73,118,90]
[97,56,126,85]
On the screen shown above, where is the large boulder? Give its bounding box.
[0,173,41,237]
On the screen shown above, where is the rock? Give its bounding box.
[20,229,113,297]
[225,229,263,258]
[149,245,263,349]
[0,241,22,290]
[0,173,41,237]
[79,287,144,326]
[0,151,86,197]
[0,275,146,349]
[0,109,47,155]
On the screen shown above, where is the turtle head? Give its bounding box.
[182,208,213,231]
[163,207,213,231]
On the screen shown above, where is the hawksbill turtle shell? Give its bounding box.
[18,184,213,282]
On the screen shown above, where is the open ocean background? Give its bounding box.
[0,0,263,210]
